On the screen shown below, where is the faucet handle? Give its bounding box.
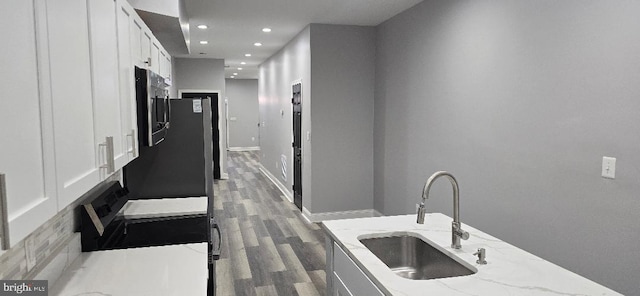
[452,221,469,240]
[455,228,469,240]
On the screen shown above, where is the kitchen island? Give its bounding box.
[323,214,621,296]
[50,243,207,296]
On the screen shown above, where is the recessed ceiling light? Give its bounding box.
[233,73,238,75]
[240,62,246,65]
[197,25,208,29]
[254,42,262,47]
[230,76,235,78]
[245,54,252,57]
[237,68,243,70]
[262,28,271,33]
[200,41,208,44]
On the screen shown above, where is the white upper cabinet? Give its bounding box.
[150,40,161,74]
[165,54,172,80]
[0,0,172,248]
[116,0,139,162]
[130,17,144,67]
[141,31,152,68]
[0,0,57,249]
[159,50,172,79]
[45,0,101,209]
[87,0,126,174]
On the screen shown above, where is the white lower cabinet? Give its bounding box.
[331,242,384,296]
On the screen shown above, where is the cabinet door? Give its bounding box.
[130,17,143,67]
[46,0,101,209]
[88,0,126,174]
[141,31,152,68]
[165,55,172,80]
[333,273,354,296]
[0,0,57,248]
[150,41,160,74]
[116,0,138,161]
[333,243,384,296]
[159,50,168,77]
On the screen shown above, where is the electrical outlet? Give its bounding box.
[25,235,37,271]
[251,137,255,142]
[602,156,616,179]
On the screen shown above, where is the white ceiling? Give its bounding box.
[177,0,423,79]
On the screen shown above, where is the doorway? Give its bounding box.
[180,92,221,179]
[292,83,302,210]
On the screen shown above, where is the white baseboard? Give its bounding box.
[257,163,384,223]
[258,163,293,203]
[228,146,260,152]
[302,207,380,223]
[221,173,229,180]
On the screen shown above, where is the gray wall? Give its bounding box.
[309,24,375,213]
[226,79,259,148]
[258,27,311,205]
[374,0,640,294]
[258,24,376,215]
[174,58,228,176]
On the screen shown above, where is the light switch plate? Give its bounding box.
[602,156,616,179]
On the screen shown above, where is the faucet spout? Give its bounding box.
[416,171,469,249]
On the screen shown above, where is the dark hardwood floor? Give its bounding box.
[214,151,326,296]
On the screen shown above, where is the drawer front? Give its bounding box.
[333,242,384,296]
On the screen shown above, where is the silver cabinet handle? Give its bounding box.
[127,129,137,157]
[210,217,221,261]
[106,136,114,173]
[99,137,115,174]
[0,173,10,250]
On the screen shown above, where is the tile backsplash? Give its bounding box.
[0,172,121,282]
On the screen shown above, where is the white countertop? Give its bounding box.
[120,196,208,219]
[50,243,208,296]
[323,214,621,296]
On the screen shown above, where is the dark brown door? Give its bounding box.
[292,83,302,210]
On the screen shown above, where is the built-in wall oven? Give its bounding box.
[135,66,170,146]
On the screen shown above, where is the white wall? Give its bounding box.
[174,58,228,176]
[258,26,311,204]
[309,24,376,213]
[226,79,259,148]
[374,1,640,294]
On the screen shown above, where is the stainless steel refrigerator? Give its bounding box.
[124,97,220,295]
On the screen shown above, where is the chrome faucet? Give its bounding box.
[417,171,469,249]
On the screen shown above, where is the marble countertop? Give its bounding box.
[323,214,621,296]
[50,243,208,296]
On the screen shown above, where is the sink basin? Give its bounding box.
[359,235,476,280]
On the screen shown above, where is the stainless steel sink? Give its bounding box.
[359,235,476,280]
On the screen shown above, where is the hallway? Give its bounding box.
[214,151,327,296]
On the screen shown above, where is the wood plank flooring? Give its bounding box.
[214,151,326,296]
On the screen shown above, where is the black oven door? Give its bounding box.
[135,66,170,147]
